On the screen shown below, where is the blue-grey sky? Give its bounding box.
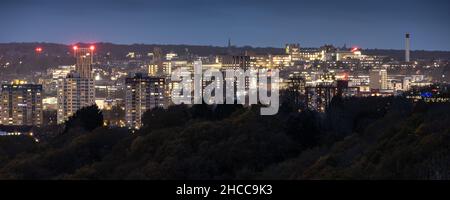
[1,0,449,50]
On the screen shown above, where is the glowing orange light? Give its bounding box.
[90,45,95,51]
[73,46,78,51]
[35,47,42,52]
[351,46,359,52]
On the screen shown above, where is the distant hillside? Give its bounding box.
[1,43,450,74]
[0,42,284,58]
[2,42,450,59]
[363,49,450,61]
[0,42,283,73]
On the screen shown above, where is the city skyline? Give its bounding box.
[1,0,450,183]
[1,0,450,51]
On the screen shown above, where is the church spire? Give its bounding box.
[227,38,232,55]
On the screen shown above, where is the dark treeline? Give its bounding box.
[0,96,449,180]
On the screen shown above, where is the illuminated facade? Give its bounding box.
[336,49,362,61]
[285,43,300,55]
[125,73,165,129]
[306,85,337,112]
[250,55,270,68]
[57,46,96,124]
[298,49,324,62]
[370,69,388,91]
[74,46,94,79]
[305,80,359,112]
[286,44,302,61]
[221,55,252,102]
[57,73,96,124]
[285,72,307,109]
[148,64,159,76]
[0,80,42,126]
[269,54,292,67]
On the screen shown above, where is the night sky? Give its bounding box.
[1,0,449,50]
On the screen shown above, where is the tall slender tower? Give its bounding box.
[405,33,410,62]
[227,38,232,55]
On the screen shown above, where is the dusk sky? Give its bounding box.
[1,0,449,50]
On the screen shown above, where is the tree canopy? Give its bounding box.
[0,97,449,180]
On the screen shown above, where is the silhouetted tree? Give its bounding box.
[190,103,213,120]
[213,104,244,120]
[64,105,103,133]
[285,111,321,150]
[141,104,190,131]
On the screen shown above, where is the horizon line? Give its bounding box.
[0,41,449,52]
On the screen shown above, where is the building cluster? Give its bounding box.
[281,68,436,112]
[0,34,448,129]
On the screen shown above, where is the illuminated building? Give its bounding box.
[389,79,403,92]
[336,48,362,61]
[166,52,178,61]
[285,72,306,110]
[349,75,370,92]
[370,69,388,91]
[48,65,75,79]
[286,44,339,62]
[166,64,193,106]
[125,73,165,129]
[43,97,58,110]
[0,80,42,126]
[221,55,252,102]
[285,43,300,55]
[269,54,292,67]
[306,85,336,112]
[57,73,96,123]
[286,44,302,61]
[320,45,337,62]
[162,60,188,76]
[148,64,159,76]
[43,65,75,93]
[126,52,136,58]
[250,55,270,68]
[320,71,336,83]
[221,55,250,71]
[402,75,432,91]
[57,46,96,124]
[298,48,324,62]
[287,72,306,94]
[305,80,359,112]
[73,46,94,79]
